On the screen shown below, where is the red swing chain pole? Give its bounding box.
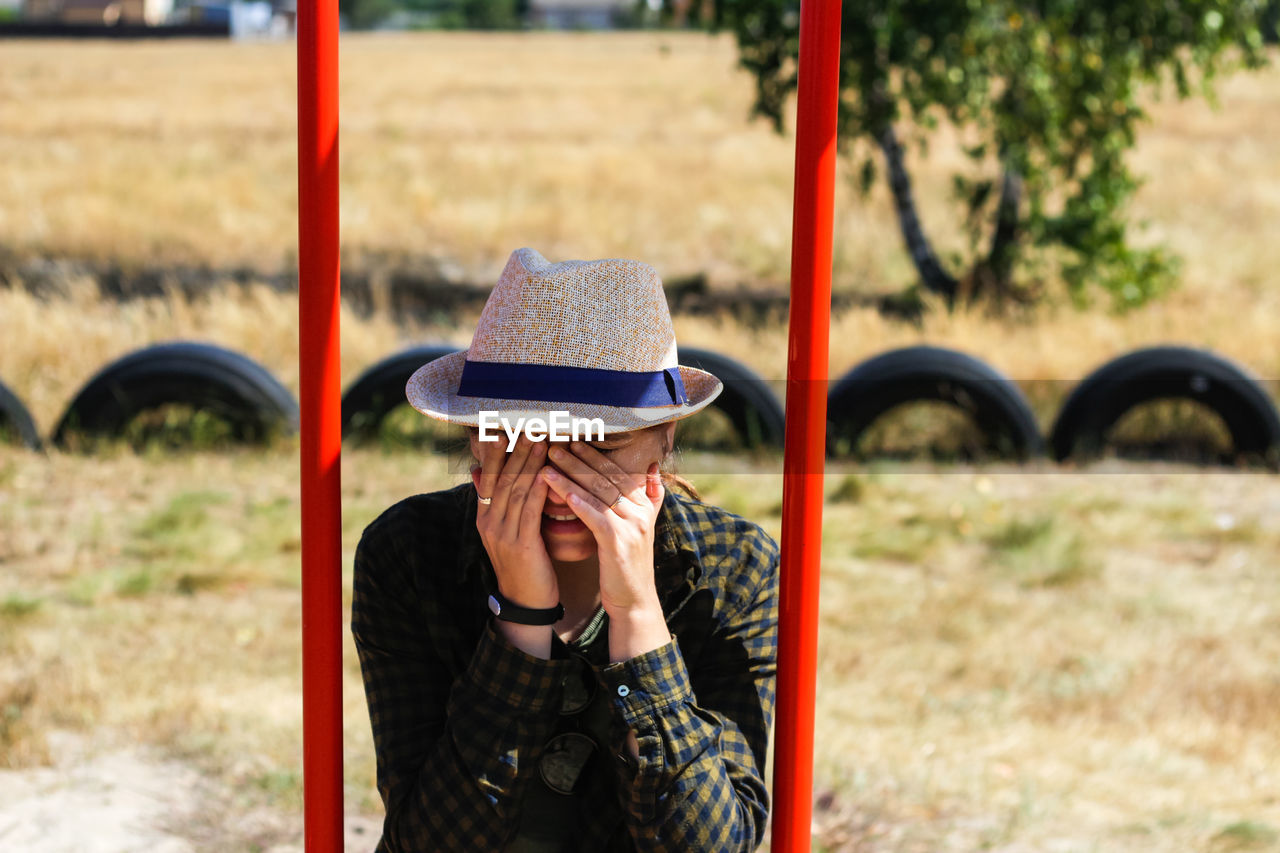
[771,0,842,848]
[297,0,344,847]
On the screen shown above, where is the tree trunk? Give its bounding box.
[968,168,1038,308]
[975,168,1022,297]
[880,125,1033,309]
[877,125,958,304]
[987,168,1021,281]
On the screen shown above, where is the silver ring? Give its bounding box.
[477,495,493,506]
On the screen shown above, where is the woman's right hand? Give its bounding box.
[472,435,559,634]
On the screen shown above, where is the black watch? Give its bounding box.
[488,592,565,626]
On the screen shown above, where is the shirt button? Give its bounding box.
[617,684,630,698]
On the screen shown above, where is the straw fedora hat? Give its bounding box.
[406,248,723,433]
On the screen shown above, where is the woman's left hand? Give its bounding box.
[540,442,672,660]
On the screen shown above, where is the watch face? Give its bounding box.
[487,594,502,617]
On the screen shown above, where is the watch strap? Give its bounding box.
[488,592,565,626]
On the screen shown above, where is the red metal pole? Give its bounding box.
[771,0,842,848]
[297,0,343,848]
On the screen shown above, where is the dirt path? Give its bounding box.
[0,738,380,853]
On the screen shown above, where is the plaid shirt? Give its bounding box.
[351,481,779,852]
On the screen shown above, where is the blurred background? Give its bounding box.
[1,2,1279,850]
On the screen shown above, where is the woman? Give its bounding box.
[352,248,779,852]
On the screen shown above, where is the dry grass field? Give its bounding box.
[1,31,1279,853]
[3,33,1280,427]
[2,446,1278,851]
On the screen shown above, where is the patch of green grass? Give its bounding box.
[127,406,239,452]
[57,406,297,456]
[136,489,229,537]
[252,767,304,811]
[116,567,157,597]
[65,572,106,607]
[0,594,43,619]
[1107,398,1236,465]
[0,678,38,753]
[983,514,1055,551]
[850,511,944,563]
[980,513,1100,588]
[174,571,230,595]
[829,401,996,463]
[254,767,301,794]
[1212,820,1279,850]
[240,495,302,564]
[828,473,866,504]
[129,489,230,565]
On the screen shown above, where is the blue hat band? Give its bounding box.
[457,360,688,408]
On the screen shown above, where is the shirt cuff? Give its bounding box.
[595,634,693,729]
[459,620,573,714]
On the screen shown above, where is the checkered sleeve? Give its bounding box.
[595,523,780,852]
[351,509,572,852]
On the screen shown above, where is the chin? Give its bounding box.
[545,538,598,564]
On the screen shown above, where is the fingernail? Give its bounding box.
[543,468,559,480]
[549,446,564,459]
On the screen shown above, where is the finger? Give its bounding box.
[503,440,547,534]
[491,435,542,522]
[566,490,611,537]
[548,443,636,507]
[475,435,505,512]
[518,467,551,541]
[483,435,524,522]
[645,463,663,508]
[569,441,641,495]
[541,466,612,532]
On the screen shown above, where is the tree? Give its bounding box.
[711,0,1269,311]
[339,0,526,29]
[340,0,398,28]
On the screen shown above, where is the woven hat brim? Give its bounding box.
[405,351,724,433]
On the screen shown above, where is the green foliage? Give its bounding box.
[341,0,527,29]
[342,0,400,28]
[458,0,524,28]
[713,0,1269,310]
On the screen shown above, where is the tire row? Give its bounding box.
[2,340,1277,468]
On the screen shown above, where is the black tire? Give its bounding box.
[52,341,298,447]
[827,345,1043,461]
[678,347,786,449]
[1049,346,1280,468]
[341,344,460,439]
[0,379,42,450]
